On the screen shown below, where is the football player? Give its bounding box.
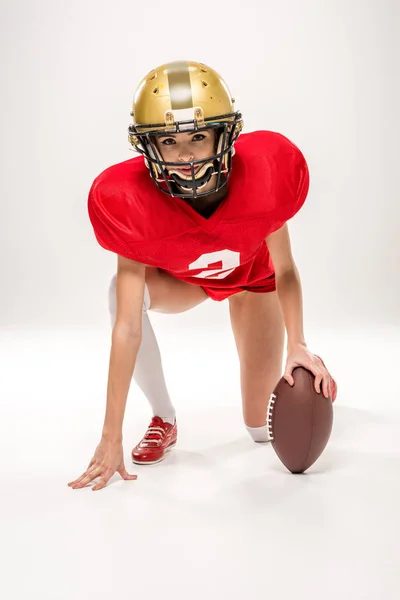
[68,61,337,491]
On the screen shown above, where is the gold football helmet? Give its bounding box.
[128,61,243,198]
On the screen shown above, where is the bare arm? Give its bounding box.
[68,255,146,490]
[102,255,146,441]
[265,224,306,348]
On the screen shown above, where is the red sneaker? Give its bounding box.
[131,416,177,465]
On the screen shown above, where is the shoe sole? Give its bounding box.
[131,441,177,465]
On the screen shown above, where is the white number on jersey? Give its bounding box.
[188,249,241,280]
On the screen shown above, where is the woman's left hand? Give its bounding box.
[283,344,337,402]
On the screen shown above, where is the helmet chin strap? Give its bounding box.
[143,129,236,195]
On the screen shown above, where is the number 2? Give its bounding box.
[188,249,241,279]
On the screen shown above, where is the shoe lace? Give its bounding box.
[140,418,168,448]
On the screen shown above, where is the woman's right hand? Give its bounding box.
[68,438,138,491]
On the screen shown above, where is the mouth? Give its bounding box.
[167,161,215,187]
[175,166,200,175]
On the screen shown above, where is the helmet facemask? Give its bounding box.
[129,118,242,199]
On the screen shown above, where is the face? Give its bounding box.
[154,129,217,194]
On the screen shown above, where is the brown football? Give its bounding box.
[267,367,334,474]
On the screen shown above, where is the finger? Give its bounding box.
[313,370,323,394]
[315,355,326,369]
[323,376,330,399]
[305,361,322,392]
[68,460,96,486]
[71,467,103,489]
[68,472,89,487]
[91,469,114,491]
[284,369,294,386]
[332,378,338,402]
[73,474,101,489]
[86,458,95,471]
[92,477,109,491]
[315,356,337,400]
[68,468,97,488]
[117,464,138,481]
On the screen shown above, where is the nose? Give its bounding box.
[178,143,194,163]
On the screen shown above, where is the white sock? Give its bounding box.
[245,424,271,443]
[108,274,176,425]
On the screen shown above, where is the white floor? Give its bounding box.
[1,320,400,600]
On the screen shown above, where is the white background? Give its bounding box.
[1,2,400,599]
[1,0,399,329]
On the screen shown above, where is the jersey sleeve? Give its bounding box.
[87,177,137,261]
[267,133,310,233]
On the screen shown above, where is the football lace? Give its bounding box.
[266,393,277,441]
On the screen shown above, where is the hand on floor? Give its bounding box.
[68,438,138,491]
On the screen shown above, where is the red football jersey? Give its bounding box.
[88,130,309,301]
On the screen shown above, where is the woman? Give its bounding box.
[68,60,337,491]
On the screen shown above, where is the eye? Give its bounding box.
[191,134,206,142]
[160,138,176,145]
